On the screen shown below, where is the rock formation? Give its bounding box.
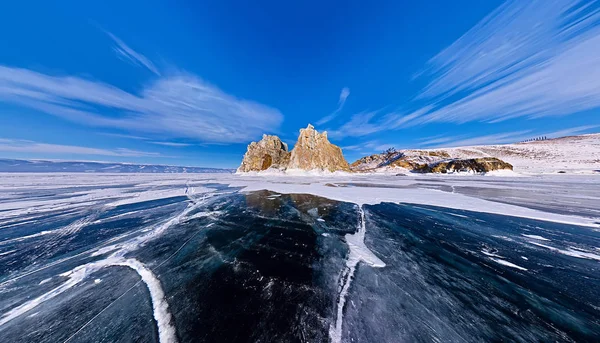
[237,134,290,172]
[415,157,513,174]
[237,124,350,173]
[350,150,451,172]
[287,124,350,172]
[350,148,512,174]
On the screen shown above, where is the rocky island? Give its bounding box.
[237,124,349,173]
[237,124,536,175]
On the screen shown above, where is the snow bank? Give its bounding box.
[228,178,599,228]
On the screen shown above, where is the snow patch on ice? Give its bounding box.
[106,187,210,207]
[330,206,385,343]
[38,278,51,285]
[528,241,600,261]
[0,258,178,343]
[237,168,354,177]
[0,191,211,339]
[115,259,177,343]
[0,249,16,256]
[490,258,528,271]
[522,234,550,241]
[230,179,599,228]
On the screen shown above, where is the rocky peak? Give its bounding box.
[237,134,290,172]
[287,124,350,172]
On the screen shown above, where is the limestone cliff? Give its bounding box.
[287,124,350,172]
[237,134,290,172]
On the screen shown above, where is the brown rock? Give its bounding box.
[418,157,513,174]
[237,134,291,172]
[288,124,350,172]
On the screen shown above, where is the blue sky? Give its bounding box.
[0,0,599,168]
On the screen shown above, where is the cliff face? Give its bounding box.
[237,134,290,172]
[287,124,350,172]
[237,124,350,173]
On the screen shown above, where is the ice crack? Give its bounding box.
[330,206,385,343]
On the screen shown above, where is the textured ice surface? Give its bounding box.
[0,173,599,342]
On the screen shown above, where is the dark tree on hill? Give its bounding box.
[382,147,397,155]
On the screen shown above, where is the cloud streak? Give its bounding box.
[418,125,598,149]
[332,0,600,137]
[423,130,533,148]
[316,87,350,125]
[106,31,161,76]
[0,139,162,157]
[414,0,600,125]
[0,65,283,144]
[149,141,193,147]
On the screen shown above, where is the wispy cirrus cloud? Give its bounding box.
[100,132,149,140]
[332,0,600,137]
[316,87,350,126]
[422,130,534,148]
[328,106,433,139]
[414,0,600,125]
[106,31,161,76]
[418,125,598,149]
[149,141,193,147]
[0,139,163,157]
[0,65,283,144]
[541,124,599,138]
[100,133,194,147]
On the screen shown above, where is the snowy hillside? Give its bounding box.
[439,134,600,174]
[351,134,600,174]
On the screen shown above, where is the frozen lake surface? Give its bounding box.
[0,173,599,342]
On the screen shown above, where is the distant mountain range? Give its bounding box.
[0,159,234,173]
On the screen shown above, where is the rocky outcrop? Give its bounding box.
[287,124,350,172]
[350,154,381,169]
[237,125,350,173]
[415,157,513,174]
[237,134,290,172]
[350,149,513,174]
[350,150,450,172]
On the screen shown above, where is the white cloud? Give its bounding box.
[100,133,148,140]
[416,135,458,146]
[106,31,161,76]
[542,124,599,138]
[341,139,382,152]
[149,141,193,147]
[0,139,162,157]
[316,87,350,125]
[331,0,600,136]
[327,111,381,138]
[328,106,433,139]
[416,0,600,124]
[0,66,283,144]
[341,87,350,99]
[425,130,533,148]
[416,125,599,149]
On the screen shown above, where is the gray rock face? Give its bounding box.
[237,134,290,172]
[287,124,350,172]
